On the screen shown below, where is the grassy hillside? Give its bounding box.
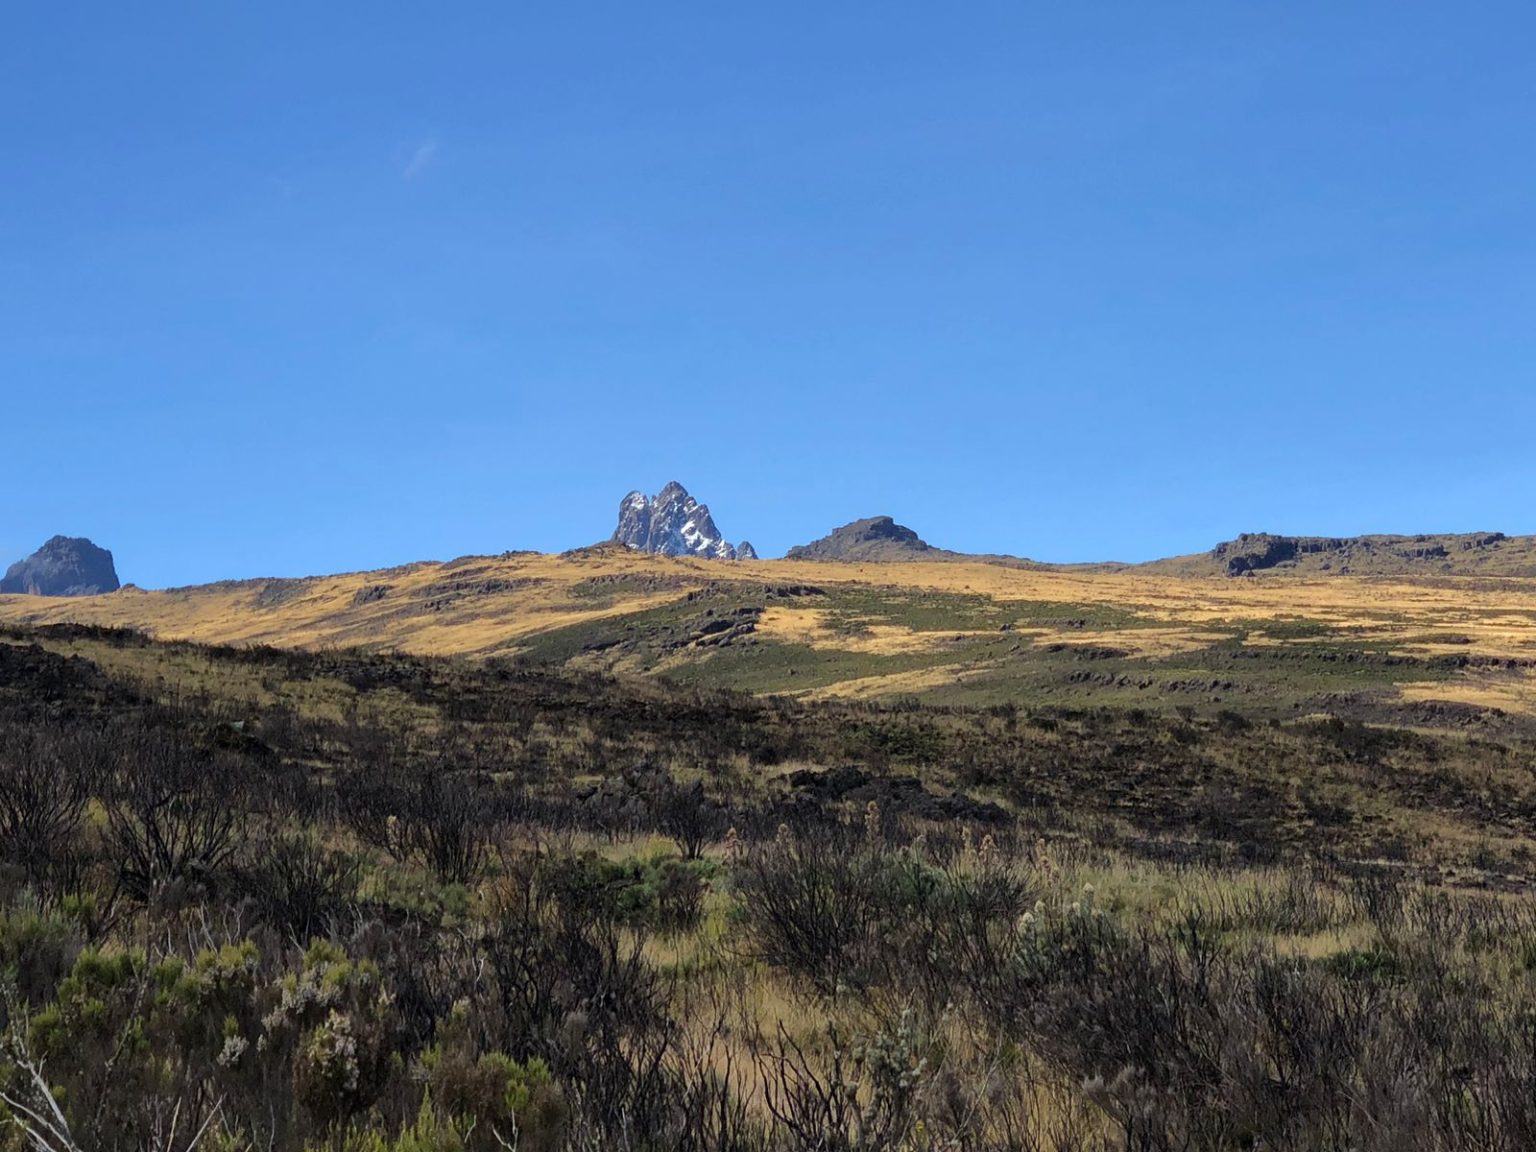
[2,547,1535,729]
[2,625,1536,1149]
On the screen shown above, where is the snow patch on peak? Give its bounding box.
[611,483,750,561]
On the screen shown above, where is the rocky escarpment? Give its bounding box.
[612,481,753,560]
[1211,532,1519,577]
[0,536,121,596]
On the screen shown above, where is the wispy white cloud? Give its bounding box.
[403,139,439,180]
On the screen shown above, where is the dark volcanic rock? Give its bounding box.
[1,536,120,597]
[612,481,750,560]
[1209,531,1511,577]
[786,516,937,562]
[1213,533,1301,577]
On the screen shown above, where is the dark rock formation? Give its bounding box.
[1213,534,1302,576]
[1209,532,1512,577]
[786,516,937,562]
[0,536,120,597]
[612,482,750,560]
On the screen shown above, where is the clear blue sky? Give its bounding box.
[5,4,1534,587]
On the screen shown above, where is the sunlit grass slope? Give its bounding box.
[2,545,1534,722]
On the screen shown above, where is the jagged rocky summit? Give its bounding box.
[612,482,755,560]
[1,536,121,596]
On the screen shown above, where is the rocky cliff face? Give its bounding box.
[612,482,751,560]
[1,536,121,596]
[1210,532,1511,577]
[1130,531,1536,578]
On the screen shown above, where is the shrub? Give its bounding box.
[735,830,883,993]
[264,940,401,1138]
[650,776,726,860]
[338,766,491,886]
[736,831,1036,998]
[540,852,710,935]
[0,903,83,1012]
[105,728,247,899]
[420,1001,567,1151]
[245,832,361,942]
[21,941,259,1150]
[0,722,102,892]
[484,859,678,1143]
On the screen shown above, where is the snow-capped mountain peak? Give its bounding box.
[612,482,750,560]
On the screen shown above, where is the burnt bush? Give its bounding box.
[104,726,248,899]
[484,857,682,1143]
[736,829,883,994]
[241,831,362,942]
[986,896,1536,1152]
[405,773,494,885]
[651,775,728,860]
[0,721,104,893]
[737,828,1036,998]
[338,760,494,885]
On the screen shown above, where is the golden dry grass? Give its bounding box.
[1397,668,1536,716]
[5,550,1536,712]
[801,663,982,701]
[755,606,985,655]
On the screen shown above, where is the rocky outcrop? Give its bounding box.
[612,482,750,560]
[1213,534,1303,576]
[1,536,121,597]
[1198,532,1520,577]
[786,516,937,562]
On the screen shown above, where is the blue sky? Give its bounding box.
[4,3,1534,587]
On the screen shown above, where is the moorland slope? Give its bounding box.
[6,614,1536,1148]
[2,546,1534,728]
